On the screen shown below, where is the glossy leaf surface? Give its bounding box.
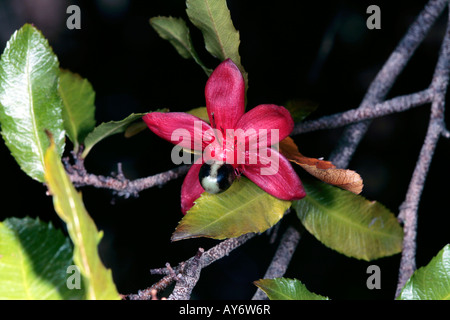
[398,244,450,300]
[172,177,291,241]
[44,138,119,300]
[254,278,329,300]
[293,180,403,261]
[58,69,96,152]
[150,16,212,75]
[0,24,65,182]
[0,217,84,300]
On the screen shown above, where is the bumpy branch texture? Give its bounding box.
[395,5,450,297]
[327,0,448,169]
[64,154,190,197]
[251,226,301,300]
[124,233,255,300]
[291,89,433,135]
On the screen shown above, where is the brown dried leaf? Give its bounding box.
[279,137,363,194]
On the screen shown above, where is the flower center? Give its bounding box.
[198,161,236,194]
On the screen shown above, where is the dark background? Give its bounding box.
[0,0,448,299]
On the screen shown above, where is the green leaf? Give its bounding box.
[185,0,247,87]
[285,99,318,123]
[172,177,291,241]
[0,217,85,300]
[82,112,152,158]
[186,106,209,123]
[254,278,329,300]
[0,24,65,182]
[292,180,403,261]
[58,69,96,152]
[44,137,120,300]
[186,0,240,64]
[150,16,212,75]
[398,244,450,300]
[124,121,148,138]
[83,109,168,157]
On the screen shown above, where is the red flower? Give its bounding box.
[143,59,306,214]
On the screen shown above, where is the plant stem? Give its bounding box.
[395,6,450,297]
[252,226,301,300]
[291,89,433,135]
[124,232,255,300]
[328,0,447,169]
[64,153,190,198]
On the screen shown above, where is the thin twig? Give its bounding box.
[252,226,301,300]
[125,233,255,300]
[395,6,450,297]
[167,248,205,300]
[125,275,173,300]
[64,151,190,198]
[199,233,256,268]
[291,89,433,135]
[166,233,255,300]
[442,127,450,138]
[328,0,447,169]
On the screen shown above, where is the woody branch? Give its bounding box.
[395,5,450,297]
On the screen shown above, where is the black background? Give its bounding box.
[0,0,448,300]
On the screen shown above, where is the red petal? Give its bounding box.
[243,148,306,201]
[143,112,214,151]
[235,104,294,148]
[205,59,245,131]
[180,160,205,214]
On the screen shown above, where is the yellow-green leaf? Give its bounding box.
[150,16,212,75]
[58,69,96,152]
[186,0,240,63]
[123,109,170,139]
[254,278,329,300]
[284,99,318,123]
[293,180,403,261]
[186,0,248,89]
[186,106,209,123]
[44,137,120,300]
[0,217,84,300]
[398,244,450,300]
[172,177,291,241]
